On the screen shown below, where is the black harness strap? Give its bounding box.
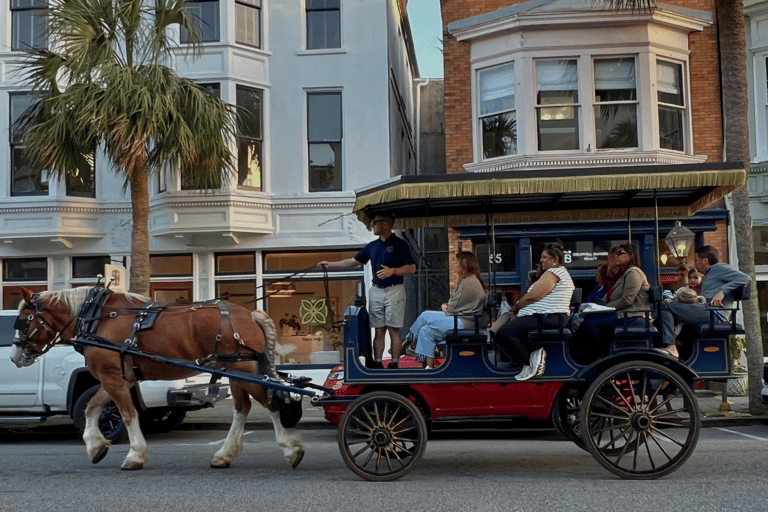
[73,287,113,354]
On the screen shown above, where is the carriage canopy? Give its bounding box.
[353,163,746,229]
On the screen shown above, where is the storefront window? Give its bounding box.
[216,252,255,274]
[151,254,193,276]
[72,256,111,279]
[473,242,517,273]
[753,226,768,266]
[264,250,363,365]
[3,258,47,281]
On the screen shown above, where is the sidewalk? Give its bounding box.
[181,389,768,431]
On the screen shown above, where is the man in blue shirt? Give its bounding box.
[658,245,751,359]
[318,213,416,368]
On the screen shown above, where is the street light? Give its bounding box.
[664,221,696,264]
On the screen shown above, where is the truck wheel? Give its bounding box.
[139,408,187,433]
[73,385,128,444]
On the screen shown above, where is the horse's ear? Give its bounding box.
[20,287,34,303]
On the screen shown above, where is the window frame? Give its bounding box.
[9,92,48,197]
[180,0,220,44]
[235,0,261,49]
[534,58,582,152]
[656,58,687,153]
[307,90,343,192]
[235,84,263,191]
[11,0,48,51]
[477,63,517,161]
[306,0,341,50]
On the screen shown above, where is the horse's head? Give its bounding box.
[11,288,70,368]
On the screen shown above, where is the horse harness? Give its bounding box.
[71,287,270,377]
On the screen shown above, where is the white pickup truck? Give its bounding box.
[0,310,228,440]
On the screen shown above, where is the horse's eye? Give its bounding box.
[27,314,34,321]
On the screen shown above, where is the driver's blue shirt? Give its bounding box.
[355,234,414,287]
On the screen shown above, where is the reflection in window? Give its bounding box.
[182,83,221,190]
[657,60,685,151]
[181,0,219,43]
[66,154,96,198]
[594,58,638,149]
[72,256,111,279]
[151,254,193,276]
[216,252,255,274]
[10,93,48,196]
[236,0,261,48]
[307,0,341,50]
[3,258,47,281]
[479,64,516,159]
[12,0,47,51]
[308,92,342,191]
[237,85,263,190]
[536,60,580,151]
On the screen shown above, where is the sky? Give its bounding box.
[407,0,444,79]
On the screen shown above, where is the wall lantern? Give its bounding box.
[664,221,696,264]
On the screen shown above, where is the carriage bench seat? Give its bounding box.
[697,283,750,338]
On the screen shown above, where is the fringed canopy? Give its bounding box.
[354,163,746,229]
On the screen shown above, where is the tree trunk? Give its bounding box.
[128,162,151,297]
[717,0,766,414]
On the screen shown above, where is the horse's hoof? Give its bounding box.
[120,461,144,471]
[210,459,231,469]
[91,446,109,465]
[290,448,305,469]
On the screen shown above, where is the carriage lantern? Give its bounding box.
[664,221,696,264]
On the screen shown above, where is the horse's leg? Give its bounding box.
[83,385,112,464]
[211,383,251,468]
[246,383,305,468]
[268,410,305,469]
[98,372,147,470]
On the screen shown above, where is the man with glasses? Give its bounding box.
[318,213,415,368]
[657,245,750,359]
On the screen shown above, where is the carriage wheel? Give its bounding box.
[579,361,700,480]
[337,391,428,481]
[551,386,586,451]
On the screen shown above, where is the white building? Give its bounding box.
[0,0,419,367]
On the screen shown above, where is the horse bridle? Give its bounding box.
[13,294,69,362]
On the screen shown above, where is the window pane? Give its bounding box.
[659,105,684,151]
[754,227,768,266]
[72,256,111,279]
[12,146,48,196]
[482,112,517,158]
[264,251,357,271]
[3,258,47,281]
[537,107,579,151]
[479,64,514,116]
[307,10,341,50]
[11,1,47,51]
[657,61,683,106]
[216,253,255,274]
[237,86,262,139]
[473,243,517,273]
[151,255,193,276]
[11,94,36,143]
[537,60,578,104]
[217,280,256,308]
[309,142,342,191]
[236,1,260,47]
[595,104,637,149]
[181,1,219,43]
[308,93,342,141]
[238,138,262,188]
[66,156,96,197]
[594,58,636,102]
[307,0,340,8]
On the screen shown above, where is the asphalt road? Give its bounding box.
[1,424,766,512]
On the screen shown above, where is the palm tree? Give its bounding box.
[15,0,239,296]
[605,0,765,413]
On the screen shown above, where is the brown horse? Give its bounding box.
[10,287,304,471]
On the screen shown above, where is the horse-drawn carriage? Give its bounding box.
[312,162,750,481]
[9,162,749,482]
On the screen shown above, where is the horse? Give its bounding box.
[10,286,305,471]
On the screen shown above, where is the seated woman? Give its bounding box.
[493,243,574,381]
[403,251,487,368]
[578,244,650,358]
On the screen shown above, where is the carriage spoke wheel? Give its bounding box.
[338,391,427,481]
[579,361,700,480]
[552,386,586,451]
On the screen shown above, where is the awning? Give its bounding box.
[353,163,746,229]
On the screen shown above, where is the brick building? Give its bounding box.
[439,0,733,295]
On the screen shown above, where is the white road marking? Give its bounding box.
[715,427,768,441]
[173,431,255,446]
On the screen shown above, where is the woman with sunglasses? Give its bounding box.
[578,243,650,359]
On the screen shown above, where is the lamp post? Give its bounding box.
[664,221,696,264]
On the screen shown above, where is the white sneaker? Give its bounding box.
[529,349,542,371]
[534,349,547,377]
[515,365,534,381]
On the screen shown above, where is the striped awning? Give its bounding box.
[354,163,746,229]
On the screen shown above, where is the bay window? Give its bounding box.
[479,64,516,159]
[657,60,685,152]
[536,59,580,151]
[594,57,638,149]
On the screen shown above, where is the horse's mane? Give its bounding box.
[36,287,150,314]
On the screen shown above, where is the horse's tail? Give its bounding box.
[251,310,278,377]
